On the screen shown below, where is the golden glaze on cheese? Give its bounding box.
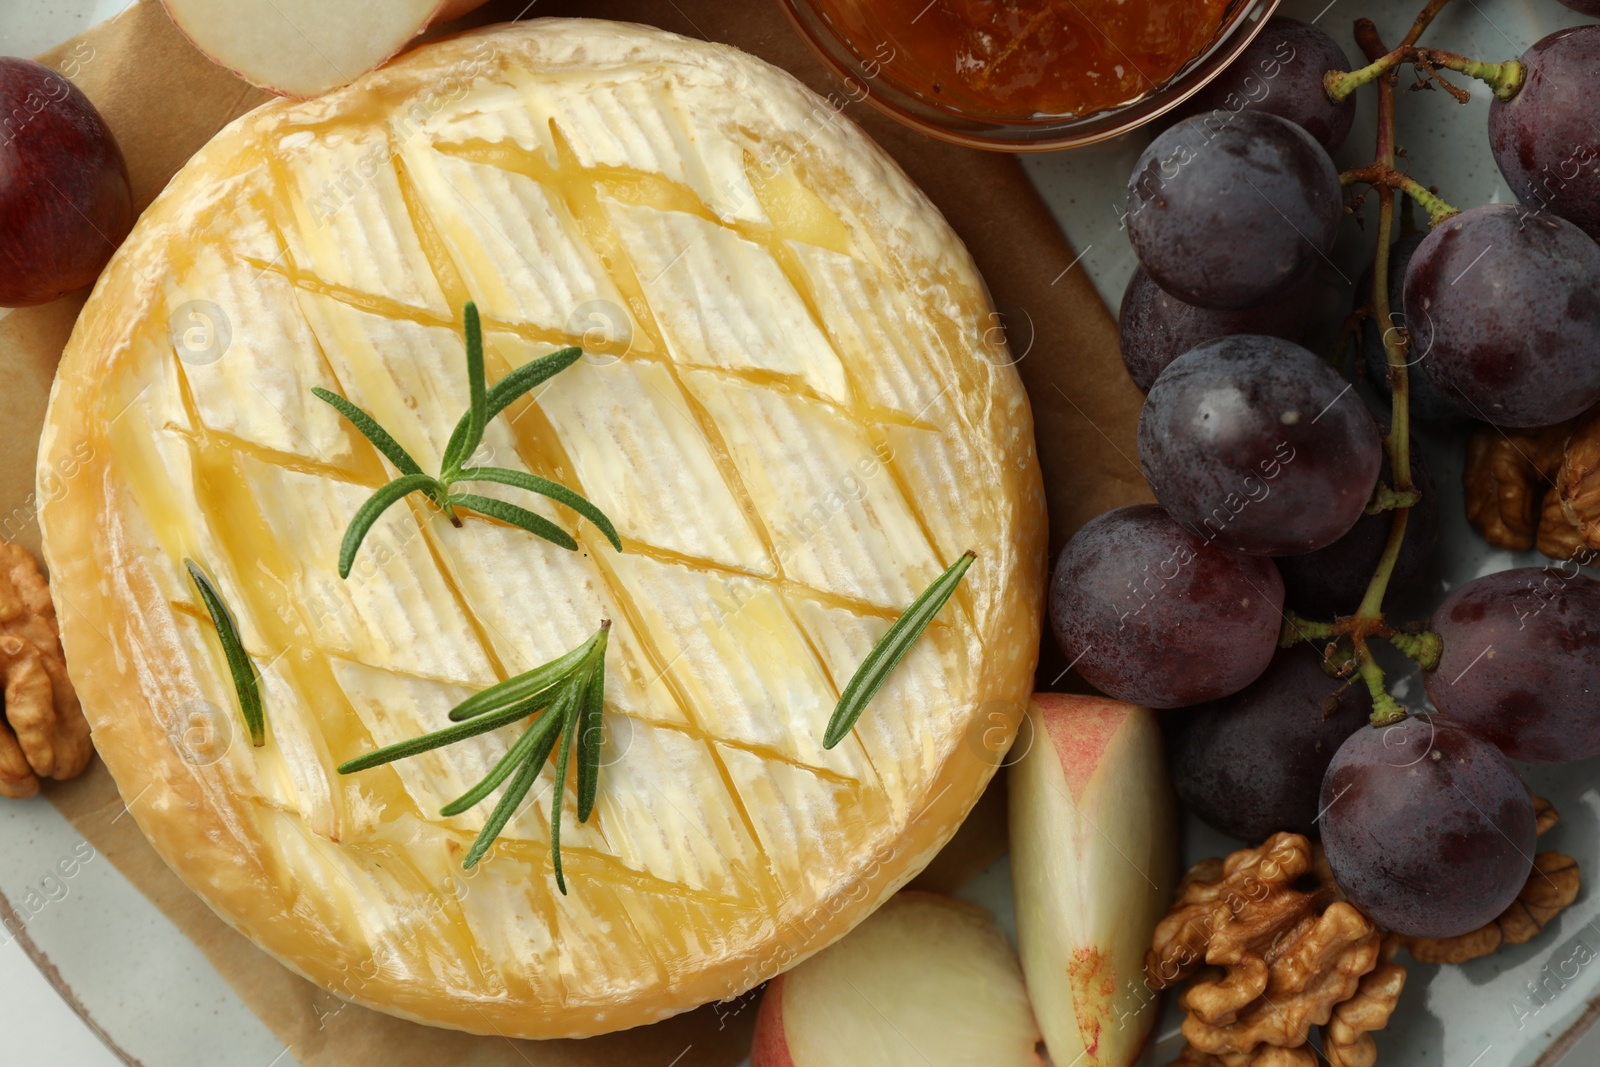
[38,19,1045,1038]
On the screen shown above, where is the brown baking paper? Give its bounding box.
[10,0,1150,1063]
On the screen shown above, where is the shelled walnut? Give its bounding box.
[0,544,90,798]
[1149,834,1393,1065]
[1324,935,1406,1067]
[1153,810,1580,1067]
[1463,407,1600,560]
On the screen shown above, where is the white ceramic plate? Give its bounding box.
[3,2,1598,1065]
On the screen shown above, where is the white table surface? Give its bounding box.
[3,6,155,1063]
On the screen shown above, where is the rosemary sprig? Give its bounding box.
[337,622,610,890]
[822,552,974,750]
[184,560,266,748]
[313,301,621,578]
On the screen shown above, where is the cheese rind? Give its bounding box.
[38,19,1044,1038]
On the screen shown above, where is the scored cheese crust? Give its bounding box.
[38,19,1045,1038]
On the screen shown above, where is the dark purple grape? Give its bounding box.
[1320,718,1535,938]
[0,58,133,307]
[1558,0,1600,13]
[1489,27,1600,241]
[1049,504,1283,708]
[1179,17,1357,151]
[1169,645,1370,842]
[1276,438,1438,616]
[1357,232,1472,425]
[1125,111,1342,311]
[1139,336,1382,556]
[1402,204,1600,427]
[1119,266,1312,392]
[1425,567,1600,763]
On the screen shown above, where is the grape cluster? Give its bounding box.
[1050,11,1600,942]
[1052,20,1379,708]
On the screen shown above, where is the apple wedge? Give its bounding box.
[1010,693,1178,1067]
[161,0,489,99]
[751,892,1045,1066]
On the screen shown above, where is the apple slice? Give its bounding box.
[1009,693,1179,1067]
[751,892,1045,1066]
[160,0,486,99]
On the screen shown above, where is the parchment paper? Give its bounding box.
[11,1,1151,1062]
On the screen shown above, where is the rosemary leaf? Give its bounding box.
[449,628,603,721]
[311,388,424,477]
[457,467,622,552]
[485,346,582,417]
[440,346,582,473]
[549,695,580,895]
[439,702,563,817]
[441,302,488,474]
[461,735,547,871]
[512,703,565,830]
[341,625,612,886]
[336,692,557,774]
[448,493,578,551]
[339,472,442,578]
[575,633,608,822]
[184,560,265,747]
[822,552,975,750]
[316,304,607,576]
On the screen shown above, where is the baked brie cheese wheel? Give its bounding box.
[38,19,1044,1038]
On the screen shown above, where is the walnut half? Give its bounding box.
[1462,420,1572,553]
[0,544,91,798]
[1464,407,1600,560]
[1552,406,1600,556]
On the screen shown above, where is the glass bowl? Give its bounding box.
[776,0,1284,151]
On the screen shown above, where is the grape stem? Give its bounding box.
[1349,15,1418,726]
[1339,167,1461,226]
[1357,655,1407,726]
[1278,615,1409,725]
[1400,0,1455,47]
[1325,47,1523,102]
[1280,612,1440,671]
[1282,5,1471,726]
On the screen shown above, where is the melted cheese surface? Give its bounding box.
[38,19,1044,1038]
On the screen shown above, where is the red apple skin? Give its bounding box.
[0,58,133,307]
[750,976,798,1067]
